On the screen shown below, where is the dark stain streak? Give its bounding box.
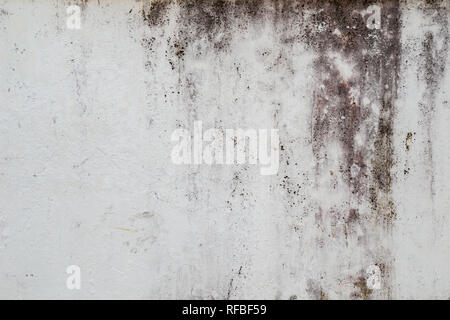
[142,0,170,26]
[311,57,370,195]
[227,265,244,299]
[352,276,373,300]
[76,0,89,11]
[417,4,448,204]
[305,0,401,299]
[226,276,234,299]
[346,208,359,225]
[305,1,402,215]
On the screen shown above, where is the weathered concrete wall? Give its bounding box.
[0,0,448,299]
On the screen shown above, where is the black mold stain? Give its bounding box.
[311,54,370,196]
[279,174,305,208]
[370,1,401,225]
[142,0,271,57]
[305,1,401,213]
[306,1,400,298]
[417,2,448,204]
[138,0,447,299]
[405,131,414,151]
[306,279,328,300]
[352,275,373,300]
[229,169,256,210]
[314,206,369,248]
[142,0,170,26]
[176,0,267,52]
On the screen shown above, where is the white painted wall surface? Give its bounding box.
[0,0,448,299]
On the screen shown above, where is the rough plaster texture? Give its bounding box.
[0,0,449,299]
